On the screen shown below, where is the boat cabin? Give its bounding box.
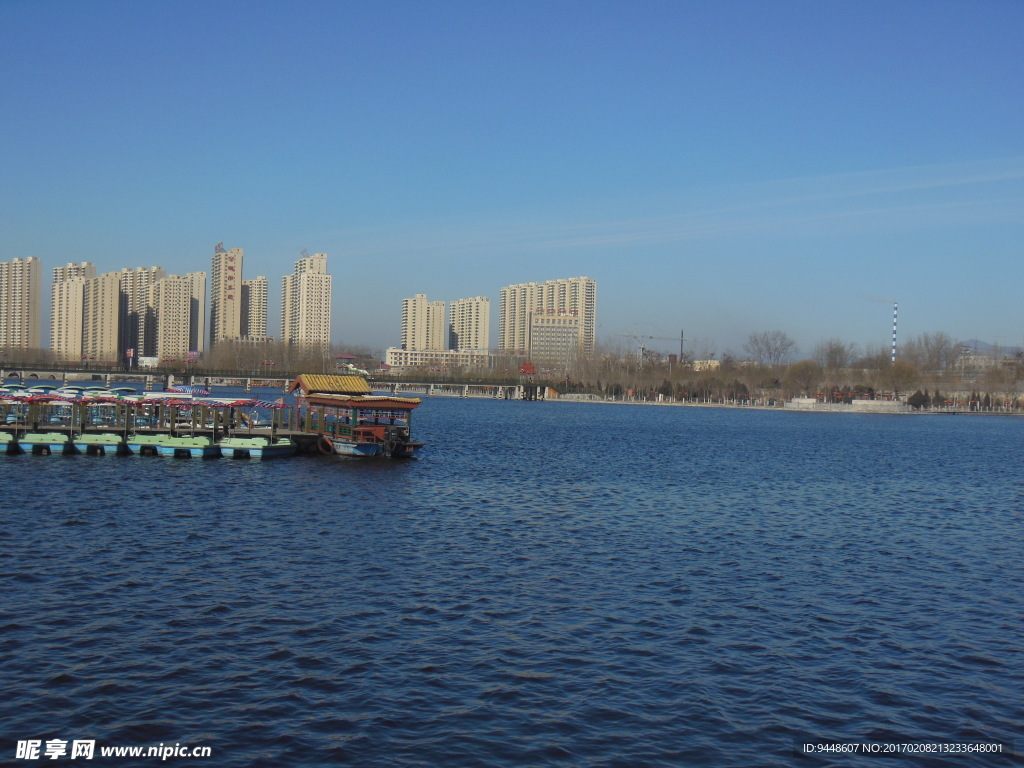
[288,374,423,457]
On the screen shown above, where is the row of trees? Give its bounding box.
[1,341,379,377]
[563,330,1023,408]
[5,330,1021,408]
[738,330,965,373]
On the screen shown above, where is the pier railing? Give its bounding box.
[0,362,552,398]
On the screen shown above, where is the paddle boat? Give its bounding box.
[20,432,73,455]
[73,432,126,456]
[0,431,19,455]
[156,435,221,458]
[218,435,295,460]
[125,433,168,456]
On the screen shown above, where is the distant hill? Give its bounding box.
[959,339,1023,357]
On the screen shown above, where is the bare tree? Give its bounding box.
[784,359,822,397]
[900,332,958,372]
[813,338,858,401]
[688,337,717,365]
[884,360,919,397]
[744,330,796,366]
[813,338,858,371]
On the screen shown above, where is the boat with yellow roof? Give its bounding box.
[288,374,423,458]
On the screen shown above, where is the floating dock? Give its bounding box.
[1,425,313,458]
[1,397,320,459]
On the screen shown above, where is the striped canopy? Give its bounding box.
[233,399,286,409]
[167,386,212,395]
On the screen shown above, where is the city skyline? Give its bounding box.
[1,3,1022,358]
[1,247,335,365]
[6,244,1023,364]
[10,249,608,362]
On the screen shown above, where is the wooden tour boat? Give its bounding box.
[289,374,424,459]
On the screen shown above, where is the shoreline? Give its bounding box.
[550,396,1024,416]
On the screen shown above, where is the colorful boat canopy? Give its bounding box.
[167,386,212,395]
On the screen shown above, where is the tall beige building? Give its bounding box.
[401,293,446,351]
[281,253,331,348]
[210,245,243,348]
[0,257,42,352]
[82,272,122,363]
[498,276,597,358]
[137,272,206,362]
[120,266,166,361]
[529,313,583,369]
[51,262,96,362]
[242,276,269,340]
[53,262,96,283]
[448,297,490,352]
[146,275,195,361]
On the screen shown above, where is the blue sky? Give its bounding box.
[2,0,1022,359]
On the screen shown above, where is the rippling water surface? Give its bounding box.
[2,396,1021,766]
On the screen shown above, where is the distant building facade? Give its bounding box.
[119,266,167,354]
[529,311,582,370]
[384,347,491,370]
[82,272,122,363]
[387,293,493,371]
[48,260,205,366]
[498,276,596,366]
[120,266,166,362]
[0,257,43,352]
[51,262,96,362]
[146,275,198,361]
[401,293,447,352]
[242,276,269,340]
[281,253,331,348]
[448,296,490,353]
[209,244,243,348]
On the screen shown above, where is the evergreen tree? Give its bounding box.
[907,390,928,410]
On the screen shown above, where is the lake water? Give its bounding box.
[2,394,1021,766]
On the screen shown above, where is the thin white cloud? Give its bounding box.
[332,156,1024,258]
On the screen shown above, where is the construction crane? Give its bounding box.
[616,330,686,368]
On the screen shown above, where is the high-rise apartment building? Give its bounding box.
[281,253,331,348]
[498,276,597,359]
[401,293,446,352]
[0,257,42,352]
[119,266,165,361]
[448,297,490,352]
[52,278,88,362]
[51,262,96,362]
[53,262,96,283]
[242,276,269,340]
[138,271,206,362]
[210,244,243,348]
[146,275,196,361]
[387,293,489,371]
[82,272,122,363]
